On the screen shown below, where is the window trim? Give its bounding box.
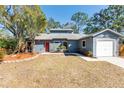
[82,40,86,48]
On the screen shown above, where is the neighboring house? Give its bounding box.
[33,29,123,57]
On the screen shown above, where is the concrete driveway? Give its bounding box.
[98,57,124,68]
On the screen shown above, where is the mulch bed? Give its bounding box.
[3,53,37,61]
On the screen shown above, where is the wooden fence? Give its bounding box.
[0,48,6,53]
[119,45,124,56]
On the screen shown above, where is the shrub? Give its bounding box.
[57,45,67,52]
[60,45,66,50]
[85,51,93,57]
[82,49,93,57]
[0,38,17,54]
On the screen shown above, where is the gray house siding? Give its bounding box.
[50,40,79,52]
[68,40,78,52]
[79,37,93,53]
[33,29,122,57]
[93,30,120,57]
[49,39,64,52]
[94,30,119,39]
[79,30,121,57]
[49,42,61,52]
[33,40,79,53]
[33,40,45,53]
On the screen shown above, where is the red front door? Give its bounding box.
[45,41,49,52]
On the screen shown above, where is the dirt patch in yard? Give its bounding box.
[3,53,37,61]
[0,54,124,88]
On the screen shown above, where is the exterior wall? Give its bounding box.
[49,40,78,53]
[33,30,121,55]
[93,30,120,57]
[79,37,93,53]
[49,39,63,52]
[33,40,45,53]
[33,39,79,53]
[68,40,79,52]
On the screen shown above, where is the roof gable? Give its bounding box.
[93,29,123,37]
[79,29,124,40]
[35,33,84,40]
[35,29,124,40]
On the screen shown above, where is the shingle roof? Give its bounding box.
[79,29,124,39]
[35,33,85,40]
[92,29,124,37]
[35,29,124,40]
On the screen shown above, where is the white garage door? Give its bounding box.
[96,40,114,57]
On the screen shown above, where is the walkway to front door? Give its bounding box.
[45,41,49,52]
[98,57,124,68]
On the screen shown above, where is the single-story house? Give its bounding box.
[33,29,124,57]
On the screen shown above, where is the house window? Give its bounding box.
[52,40,61,43]
[82,40,86,48]
[35,40,41,45]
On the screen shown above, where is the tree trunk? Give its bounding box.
[13,36,25,54]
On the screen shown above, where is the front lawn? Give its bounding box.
[0,54,124,87]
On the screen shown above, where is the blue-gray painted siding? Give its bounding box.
[79,30,121,57]
[33,30,121,57]
[94,30,119,39]
[68,40,78,52]
[79,37,93,53]
[33,40,79,53]
[33,40,45,53]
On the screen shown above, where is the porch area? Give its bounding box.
[34,39,78,53]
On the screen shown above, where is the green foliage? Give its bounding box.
[0,38,17,54]
[47,17,61,30]
[57,45,67,52]
[23,6,47,38]
[82,49,93,57]
[0,5,47,53]
[84,5,124,34]
[0,39,6,48]
[62,22,77,33]
[71,12,88,33]
[85,51,93,57]
[60,45,66,50]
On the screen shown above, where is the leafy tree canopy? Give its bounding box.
[47,17,61,30]
[0,5,47,53]
[62,22,77,33]
[71,12,88,33]
[84,5,124,34]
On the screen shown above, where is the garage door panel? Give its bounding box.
[96,40,114,57]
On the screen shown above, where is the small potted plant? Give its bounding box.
[60,45,67,52]
[85,51,93,57]
[57,46,61,52]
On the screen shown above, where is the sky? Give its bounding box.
[41,5,108,24]
[0,5,108,35]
